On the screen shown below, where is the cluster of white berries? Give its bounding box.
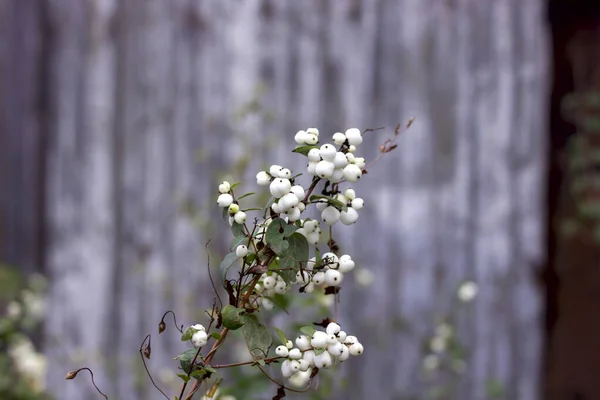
[189,324,208,348]
[254,272,291,310]
[216,181,247,225]
[275,322,363,385]
[315,188,364,226]
[295,252,355,293]
[304,128,365,184]
[256,165,306,222]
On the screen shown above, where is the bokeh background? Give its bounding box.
[1,0,599,399]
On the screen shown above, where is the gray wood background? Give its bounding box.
[0,0,549,399]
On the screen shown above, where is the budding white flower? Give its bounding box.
[321,206,340,225]
[270,178,292,198]
[340,207,359,225]
[219,181,231,194]
[312,271,326,285]
[326,322,341,335]
[332,132,346,145]
[256,171,271,185]
[311,331,328,349]
[191,330,208,348]
[338,255,355,273]
[343,164,362,182]
[333,152,348,169]
[236,245,248,258]
[305,134,319,145]
[351,197,364,210]
[313,351,333,368]
[307,148,321,162]
[278,168,292,179]
[217,193,234,208]
[295,335,311,351]
[261,298,274,310]
[348,342,364,356]
[269,164,283,176]
[294,130,308,145]
[290,185,305,201]
[234,211,247,224]
[275,345,289,357]
[315,160,335,179]
[288,348,302,360]
[319,144,337,162]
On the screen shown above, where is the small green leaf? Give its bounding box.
[181,327,195,342]
[230,182,241,190]
[309,195,346,210]
[257,359,266,366]
[220,252,240,283]
[273,327,288,345]
[177,373,191,383]
[238,192,255,200]
[221,305,246,330]
[204,366,217,374]
[230,235,248,251]
[231,222,245,237]
[176,348,200,373]
[292,145,319,156]
[242,314,273,360]
[300,325,316,336]
[210,332,222,340]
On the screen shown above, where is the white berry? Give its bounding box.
[321,206,340,225]
[340,207,359,225]
[256,171,271,186]
[315,160,335,179]
[332,132,346,145]
[217,193,234,208]
[236,245,248,258]
[345,128,363,145]
[218,181,231,194]
[234,211,247,224]
[343,164,362,182]
[276,345,289,357]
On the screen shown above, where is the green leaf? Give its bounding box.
[273,327,288,345]
[177,373,191,383]
[263,197,276,218]
[230,235,248,251]
[181,327,195,342]
[242,314,273,360]
[221,305,246,330]
[220,252,240,283]
[210,332,222,340]
[309,195,346,210]
[300,325,316,337]
[231,222,245,237]
[238,192,255,200]
[176,348,200,373]
[230,182,241,190]
[277,256,297,284]
[292,145,319,156]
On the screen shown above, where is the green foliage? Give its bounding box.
[241,314,272,360]
[221,305,246,330]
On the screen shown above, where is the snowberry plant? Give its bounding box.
[67,122,410,400]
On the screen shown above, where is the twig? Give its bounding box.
[65,367,108,399]
[205,239,223,308]
[138,335,170,400]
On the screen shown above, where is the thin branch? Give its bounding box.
[65,367,108,399]
[205,239,223,308]
[138,335,170,400]
[160,310,184,334]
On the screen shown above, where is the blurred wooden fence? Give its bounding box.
[0,0,548,399]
